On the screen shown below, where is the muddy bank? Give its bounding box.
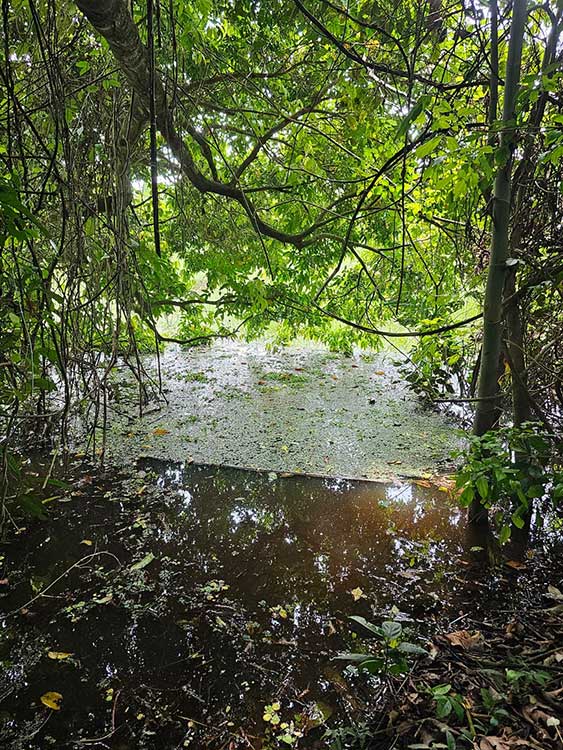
[104,342,460,480]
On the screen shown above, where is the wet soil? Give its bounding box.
[1,457,561,749]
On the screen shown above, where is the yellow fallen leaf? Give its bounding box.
[374,370,385,375]
[80,539,93,546]
[47,651,73,660]
[40,691,63,710]
[351,587,365,601]
[153,428,170,436]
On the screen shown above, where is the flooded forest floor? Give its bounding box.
[1,344,562,749]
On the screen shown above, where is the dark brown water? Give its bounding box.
[0,460,557,749]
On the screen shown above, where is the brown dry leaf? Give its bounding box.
[443,629,483,650]
[505,620,523,638]
[545,685,563,700]
[522,703,560,730]
[479,734,533,750]
[326,621,337,636]
[506,560,527,570]
[479,738,511,750]
[40,691,63,710]
[153,428,170,436]
[543,651,563,666]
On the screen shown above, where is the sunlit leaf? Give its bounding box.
[350,587,365,601]
[40,691,63,710]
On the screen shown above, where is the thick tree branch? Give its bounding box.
[74,0,316,247]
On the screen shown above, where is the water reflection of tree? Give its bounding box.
[147,461,463,608]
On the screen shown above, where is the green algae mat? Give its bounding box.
[105,341,460,480]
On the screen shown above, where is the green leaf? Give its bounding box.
[414,136,441,159]
[432,684,452,695]
[348,616,383,638]
[398,641,428,655]
[511,512,525,529]
[360,657,385,673]
[397,96,430,136]
[436,698,452,718]
[476,475,489,499]
[382,621,402,640]
[459,485,474,507]
[499,525,511,545]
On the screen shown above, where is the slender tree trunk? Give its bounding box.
[504,10,563,552]
[469,0,528,528]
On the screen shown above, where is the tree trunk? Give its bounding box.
[504,9,562,552]
[469,0,528,528]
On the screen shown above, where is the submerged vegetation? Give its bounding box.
[1,0,563,747]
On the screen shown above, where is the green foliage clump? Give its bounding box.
[398,318,478,402]
[455,423,563,543]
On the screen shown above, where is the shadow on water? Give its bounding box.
[0,460,556,748]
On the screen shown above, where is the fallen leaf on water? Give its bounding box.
[80,539,93,546]
[443,629,483,650]
[506,560,527,570]
[47,651,73,660]
[351,587,365,601]
[547,584,563,600]
[130,552,155,571]
[93,592,113,604]
[153,428,170,436]
[41,691,63,710]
